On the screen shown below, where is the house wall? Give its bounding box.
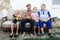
[0,0,11,19]
[10,0,60,18]
[0,0,60,19]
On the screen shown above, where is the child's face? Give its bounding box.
[33,7,37,13]
[15,10,19,15]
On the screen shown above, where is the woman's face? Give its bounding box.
[41,5,46,10]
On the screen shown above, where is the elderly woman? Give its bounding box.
[38,4,53,37]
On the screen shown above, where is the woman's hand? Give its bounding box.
[39,18,44,21]
[44,17,51,22]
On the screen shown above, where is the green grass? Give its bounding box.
[54,32,60,35]
[23,32,60,40]
[24,37,60,40]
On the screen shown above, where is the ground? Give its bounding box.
[0,19,60,40]
[0,28,60,40]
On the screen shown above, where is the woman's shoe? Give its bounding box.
[48,33,54,38]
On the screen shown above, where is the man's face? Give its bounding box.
[41,5,46,10]
[27,6,31,10]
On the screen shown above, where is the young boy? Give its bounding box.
[10,10,21,38]
[31,7,40,35]
[38,4,54,37]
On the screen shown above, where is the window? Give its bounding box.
[52,0,60,5]
[52,0,60,8]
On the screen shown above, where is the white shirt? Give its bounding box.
[38,10,49,21]
[2,9,7,17]
[0,11,2,19]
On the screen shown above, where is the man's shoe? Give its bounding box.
[30,34,34,37]
[21,33,25,38]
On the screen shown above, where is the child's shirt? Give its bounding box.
[13,15,20,20]
[31,12,39,22]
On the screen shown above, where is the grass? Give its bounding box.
[54,32,60,35]
[24,37,60,40]
[24,31,60,40]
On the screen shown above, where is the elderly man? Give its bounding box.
[21,4,34,37]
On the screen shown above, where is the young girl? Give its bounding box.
[31,7,40,35]
[10,10,21,38]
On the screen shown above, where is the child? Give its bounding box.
[10,10,21,38]
[31,7,40,35]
